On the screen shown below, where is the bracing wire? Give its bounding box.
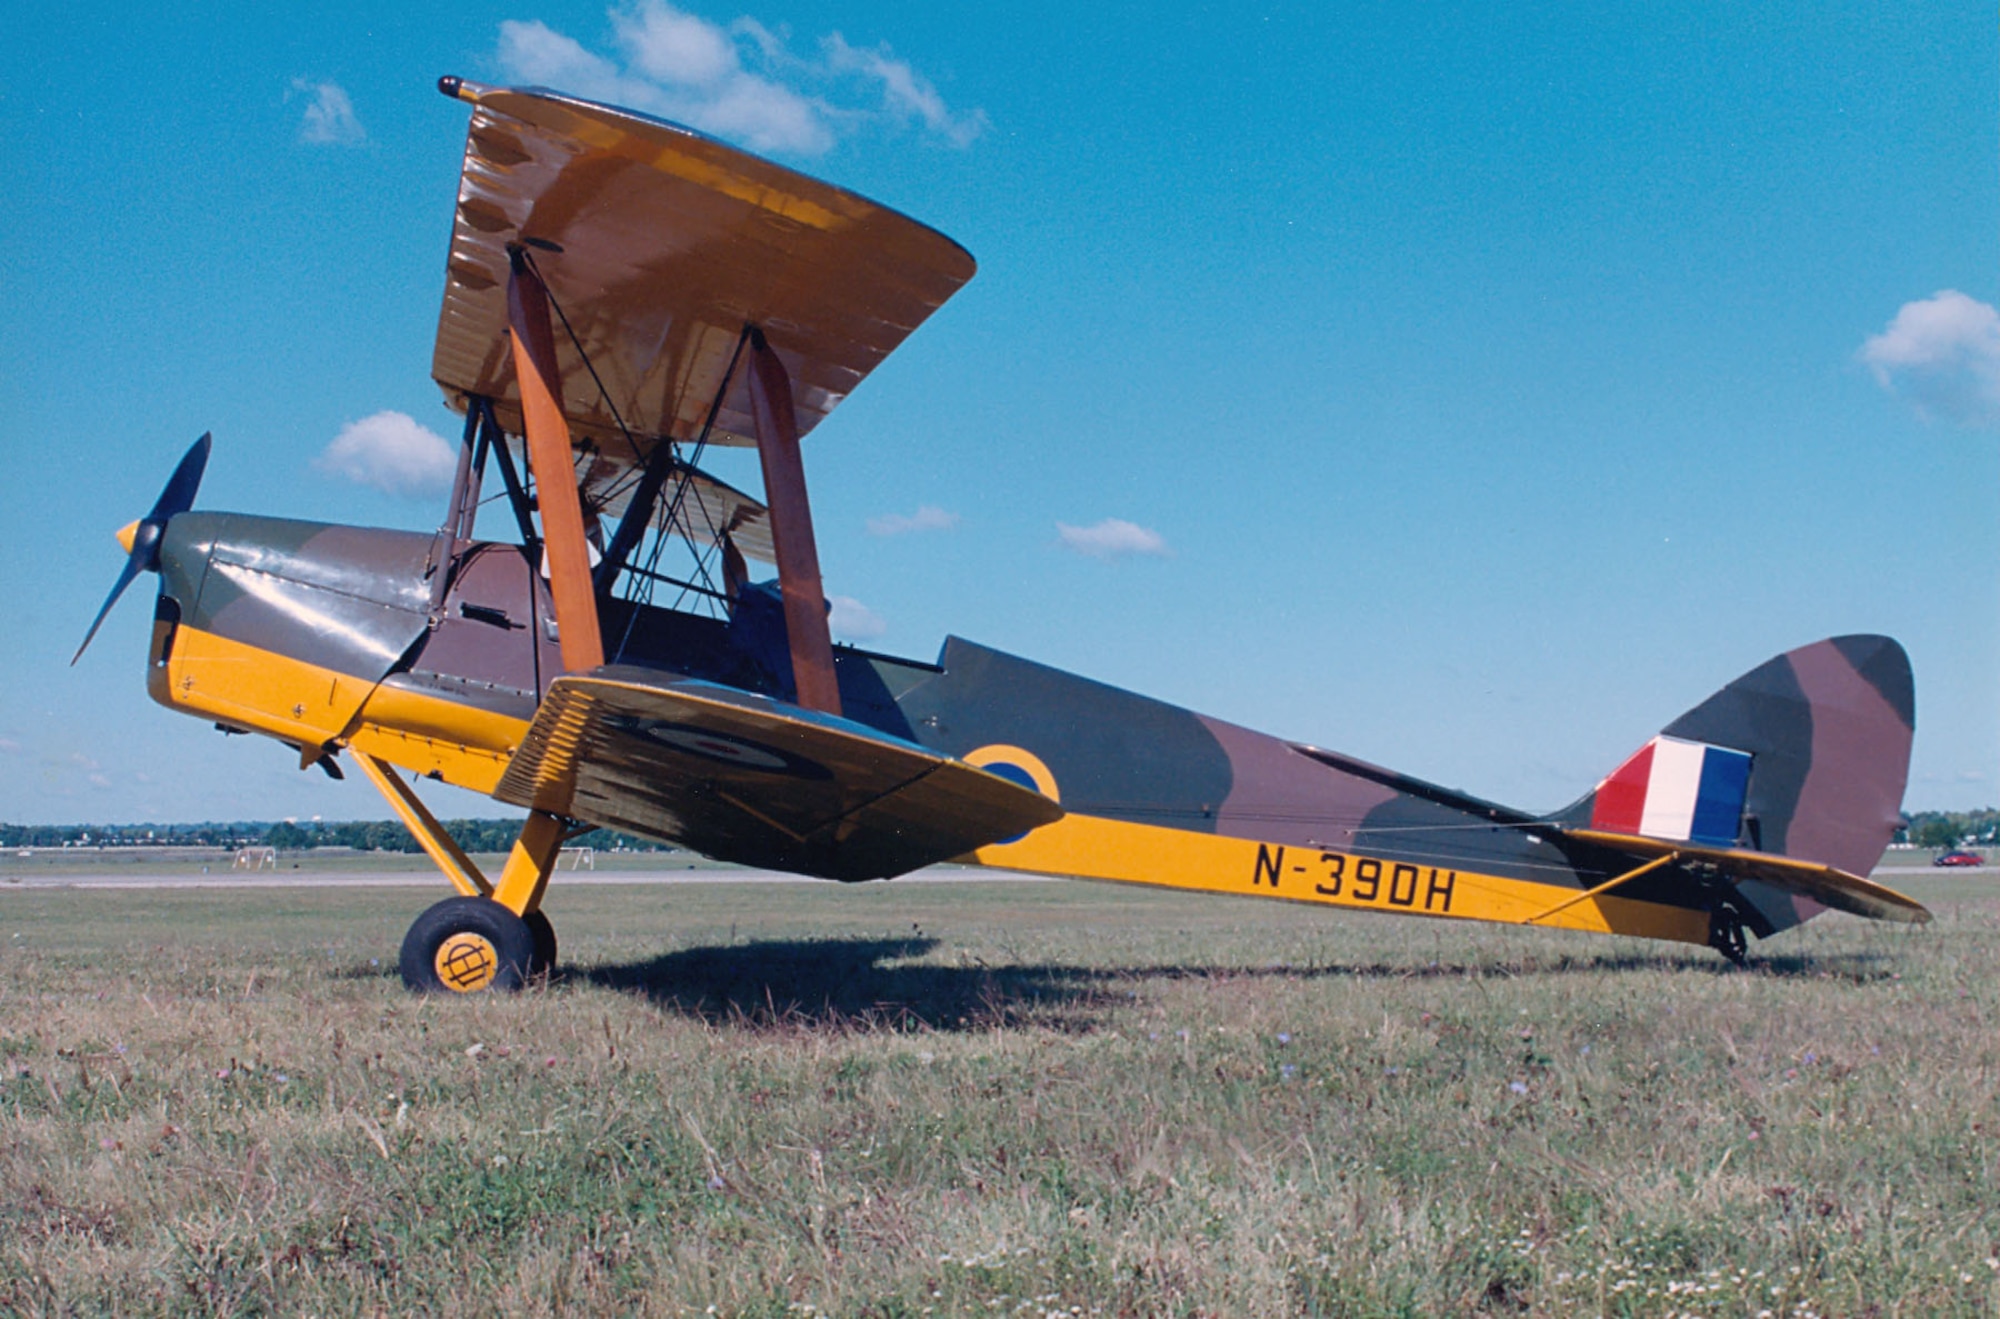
[519,249,756,653]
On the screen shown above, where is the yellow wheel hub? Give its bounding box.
[435,931,501,992]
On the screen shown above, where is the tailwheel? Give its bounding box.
[1694,872,1758,969]
[400,896,536,994]
[1706,907,1751,968]
[523,909,558,979]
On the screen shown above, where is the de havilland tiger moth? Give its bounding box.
[74,77,1930,992]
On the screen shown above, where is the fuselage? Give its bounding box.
[143,509,1777,949]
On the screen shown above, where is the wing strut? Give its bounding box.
[506,248,604,674]
[747,327,842,716]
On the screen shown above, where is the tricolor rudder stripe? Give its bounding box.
[1590,736,1751,847]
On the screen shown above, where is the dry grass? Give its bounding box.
[2,874,1997,1316]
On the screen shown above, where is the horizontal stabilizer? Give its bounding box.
[1563,828,1931,925]
[495,668,1063,880]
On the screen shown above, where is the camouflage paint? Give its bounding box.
[892,633,1916,945]
[160,513,434,684]
[132,510,1918,951]
[896,638,1233,829]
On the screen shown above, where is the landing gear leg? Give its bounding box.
[490,810,567,979]
[396,813,568,992]
[354,751,569,992]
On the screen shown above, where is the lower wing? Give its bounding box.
[496,667,1063,880]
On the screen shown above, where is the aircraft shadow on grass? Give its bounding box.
[572,937,1896,1031]
[579,937,1099,1031]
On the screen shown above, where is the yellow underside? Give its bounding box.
[973,813,1712,946]
[155,622,1710,946]
[155,622,528,794]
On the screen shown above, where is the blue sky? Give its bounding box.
[5,0,1995,825]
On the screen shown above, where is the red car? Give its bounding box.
[1933,850,1985,867]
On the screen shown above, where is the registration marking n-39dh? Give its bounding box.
[1252,844,1458,913]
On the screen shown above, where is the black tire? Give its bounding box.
[523,909,558,978]
[400,896,536,994]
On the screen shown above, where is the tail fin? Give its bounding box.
[1562,635,1914,933]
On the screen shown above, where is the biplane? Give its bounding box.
[76,78,1929,992]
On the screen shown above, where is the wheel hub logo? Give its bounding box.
[436,932,499,992]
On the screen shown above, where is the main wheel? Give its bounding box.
[523,909,558,978]
[400,896,536,994]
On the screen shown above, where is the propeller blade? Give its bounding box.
[147,433,211,538]
[70,433,211,665]
[71,556,146,666]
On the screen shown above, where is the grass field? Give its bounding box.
[2,872,1997,1316]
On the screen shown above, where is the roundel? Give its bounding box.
[963,744,1059,846]
[606,715,830,779]
[651,726,793,770]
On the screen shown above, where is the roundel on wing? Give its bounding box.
[963,744,1059,846]
[606,715,831,779]
[984,762,1038,793]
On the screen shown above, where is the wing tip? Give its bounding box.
[438,75,487,104]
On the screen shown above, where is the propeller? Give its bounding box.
[72,433,211,665]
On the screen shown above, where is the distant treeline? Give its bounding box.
[0,820,670,853]
[1897,810,2000,850]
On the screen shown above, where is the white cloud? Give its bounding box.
[1859,290,2000,428]
[822,33,987,148]
[314,411,459,498]
[616,1,737,85]
[499,15,830,153]
[497,20,625,92]
[495,2,983,155]
[866,504,958,536]
[292,79,366,146]
[88,773,112,790]
[828,594,886,641]
[1056,518,1170,559]
[0,737,19,755]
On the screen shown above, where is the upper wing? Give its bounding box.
[433,79,976,468]
[1561,828,1932,925]
[494,667,1064,881]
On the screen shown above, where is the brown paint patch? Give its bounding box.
[1785,642,1914,878]
[1199,716,1398,847]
